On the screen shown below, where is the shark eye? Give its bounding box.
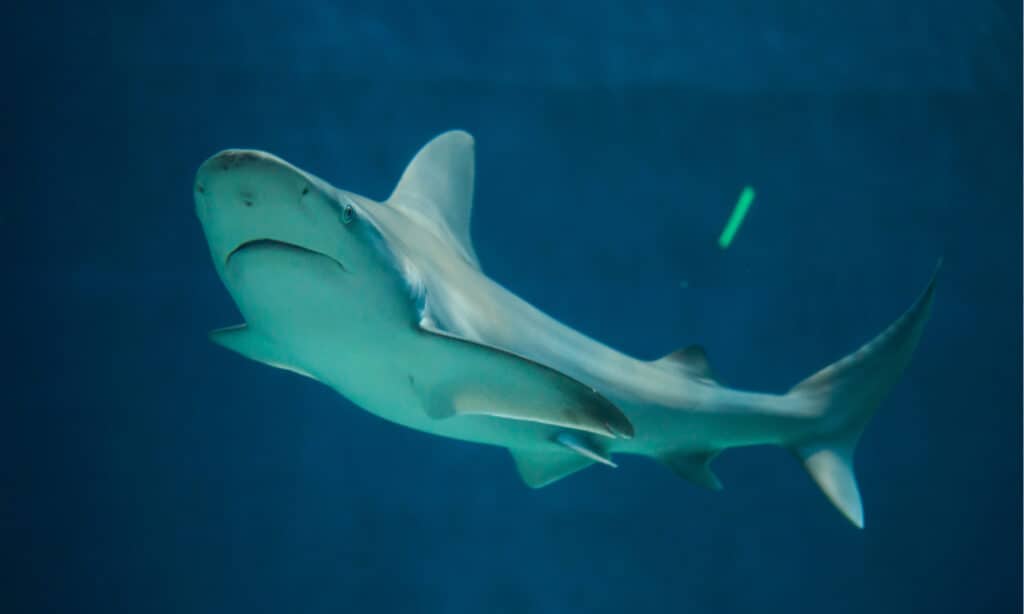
[341,204,355,224]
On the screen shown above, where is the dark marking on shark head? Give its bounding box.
[217,150,264,171]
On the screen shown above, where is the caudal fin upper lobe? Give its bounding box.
[785,262,940,527]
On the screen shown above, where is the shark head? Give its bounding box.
[194,149,390,275]
[194,149,406,331]
[194,131,483,338]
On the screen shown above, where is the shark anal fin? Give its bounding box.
[555,432,617,467]
[209,324,317,380]
[660,450,723,491]
[418,324,634,439]
[509,447,594,488]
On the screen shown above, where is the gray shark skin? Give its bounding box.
[195,131,937,528]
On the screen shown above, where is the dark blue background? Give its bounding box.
[6,1,1021,612]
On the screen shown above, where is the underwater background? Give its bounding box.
[6,1,1021,612]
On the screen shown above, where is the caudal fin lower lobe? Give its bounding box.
[785,263,939,527]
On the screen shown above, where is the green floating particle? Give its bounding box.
[718,186,755,249]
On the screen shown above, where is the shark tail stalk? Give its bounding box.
[778,262,940,528]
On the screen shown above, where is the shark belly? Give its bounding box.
[223,241,574,450]
[294,328,572,450]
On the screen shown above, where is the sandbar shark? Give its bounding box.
[194,131,936,527]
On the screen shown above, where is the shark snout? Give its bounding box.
[194,149,308,212]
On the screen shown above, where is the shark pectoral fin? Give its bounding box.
[660,450,723,491]
[418,325,634,439]
[509,447,595,488]
[209,324,318,380]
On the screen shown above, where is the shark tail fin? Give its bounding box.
[784,262,939,528]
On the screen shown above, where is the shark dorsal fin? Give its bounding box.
[388,130,480,268]
[656,344,714,380]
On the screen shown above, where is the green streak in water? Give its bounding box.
[718,186,755,249]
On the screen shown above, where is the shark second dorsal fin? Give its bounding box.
[388,130,480,268]
[655,345,715,380]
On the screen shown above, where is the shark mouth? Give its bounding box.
[225,238,348,271]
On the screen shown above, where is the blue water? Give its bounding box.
[7,2,1021,612]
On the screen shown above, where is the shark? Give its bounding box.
[194,130,937,528]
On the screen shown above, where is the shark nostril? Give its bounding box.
[196,183,205,194]
[243,199,253,207]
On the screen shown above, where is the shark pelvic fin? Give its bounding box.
[209,324,317,380]
[660,450,723,490]
[509,447,595,488]
[555,432,617,467]
[655,345,715,380]
[388,130,480,268]
[418,323,634,439]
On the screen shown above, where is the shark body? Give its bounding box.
[195,131,936,528]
